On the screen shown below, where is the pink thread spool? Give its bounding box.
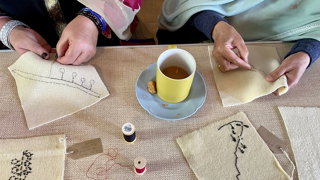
[134,157,147,175]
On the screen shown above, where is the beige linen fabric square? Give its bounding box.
[210,45,288,107]
[0,134,66,180]
[278,106,320,180]
[8,52,109,129]
[177,112,290,180]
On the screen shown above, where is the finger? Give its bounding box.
[34,33,51,50]
[224,49,251,69]
[33,32,51,59]
[15,46,50,60]
[57,46,82,65]
[218,59,239,72]
[234,42,249,63]
[42,43,52,53]
[272,90,280,96]
[272,71,296,96]
[24,40,50,59]
[265,65,289,82]
[50,48,57,53]
[56,39,81,64]
[56,37,69,59]
[213,50,225,71]
[213,47,239,72]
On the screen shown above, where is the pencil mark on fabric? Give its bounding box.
[48,60,55,77]
[11,69,101,98]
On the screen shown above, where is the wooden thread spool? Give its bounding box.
[134,157,147,175]
[122,123,136,143]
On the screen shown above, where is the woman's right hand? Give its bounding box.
[212,21,251,72]
[9,26,52,59]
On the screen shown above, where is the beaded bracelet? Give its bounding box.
[78,8,108,34]
[0,20,29,50]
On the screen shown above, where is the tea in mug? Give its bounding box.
[162,66,189,79]
[156,48,196,103]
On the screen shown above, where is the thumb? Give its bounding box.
[56,37,68,59]
[265,65,288,82]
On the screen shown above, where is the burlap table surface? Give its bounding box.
[0,43,319,179]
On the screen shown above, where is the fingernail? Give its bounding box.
[41,52,48,59]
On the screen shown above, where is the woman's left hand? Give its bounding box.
[56,15,99,65]
[265,52,310,95]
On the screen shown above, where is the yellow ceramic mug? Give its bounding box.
[156,48,196,103]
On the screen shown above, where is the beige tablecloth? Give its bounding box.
[1,43,319,179]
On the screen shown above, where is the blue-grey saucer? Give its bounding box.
[136,63,207,121]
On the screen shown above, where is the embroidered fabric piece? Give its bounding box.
[10,150,33,180]
[210,45,288,107]
[0,134,66,180]
[278,106,320,180]
[8,52,110,129]
[176,112,290,180]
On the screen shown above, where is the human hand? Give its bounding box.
[265,52,310,95]
[212,21,251,72]
[9,26,51,59]
[56,15,99,65]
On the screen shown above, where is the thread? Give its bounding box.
[134,157,147,175]
[122,123,136,143]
